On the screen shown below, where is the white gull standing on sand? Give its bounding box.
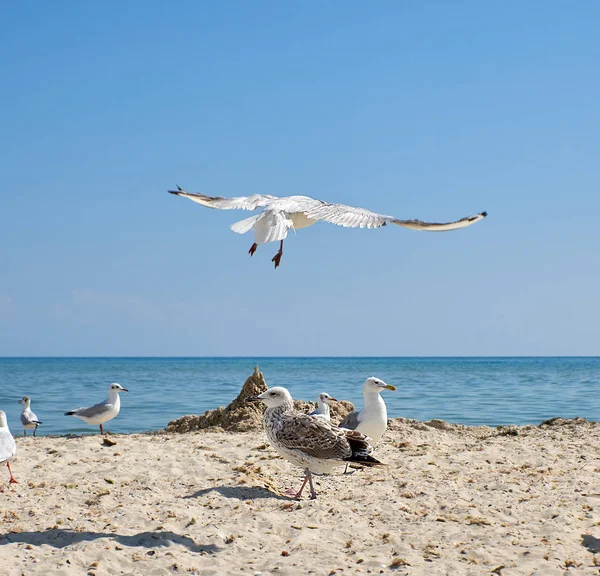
[308,392,337,422]
[64,383,128,435]
[339,377,397,473]
[19,396,42,437]
[0,410,18,485]
[247,387,382,499]
[169,187,487,268]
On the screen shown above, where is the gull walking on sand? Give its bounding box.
[169,187,487,268]
[339,377,397,473]
[19,396,42,437]
[247,387,383,499]
[64,383,128,435]
[309,392,337,422]
[0,410,18,485]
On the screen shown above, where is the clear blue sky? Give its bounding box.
[1,1,599,356]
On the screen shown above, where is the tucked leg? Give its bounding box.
[248,243,258,257]
[271,240,284,269]
[7,462,17,484]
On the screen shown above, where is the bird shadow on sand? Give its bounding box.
[0,529,218,553]
[581,534,600,554]
[185,485,289,501]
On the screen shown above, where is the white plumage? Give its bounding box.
[169,187,487,268]
[0,410,18,485]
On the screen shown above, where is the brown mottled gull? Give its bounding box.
[247,386,382,499]
[169,186,487,269]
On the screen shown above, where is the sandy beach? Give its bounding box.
[1,417,600,575]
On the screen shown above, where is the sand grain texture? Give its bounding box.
[1,419,600,575]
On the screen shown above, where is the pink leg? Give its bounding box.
[307,473,317,499]
[7,462,18,484]
[285,471,311,499]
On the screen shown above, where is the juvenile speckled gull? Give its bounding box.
[308,392,338,422]
[247,386,382,499]
[19,396,42,437]
[169,187,487,268]
[0,410,18,485]
[64,383,128,435]
[339,377,396,473]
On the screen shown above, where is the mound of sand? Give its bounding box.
[166,365,355,433]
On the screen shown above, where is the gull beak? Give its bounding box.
[245,396,262,403]
[382,384,396,391]
[121,388,129,392]
[18,398,24,404]
[330,398,339,402]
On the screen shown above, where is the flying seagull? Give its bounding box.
[0,410,18,486]
[339,377,396,473]
[19,396,42,437]
[308,392,338,422]
[247,386,382,499]
[168,187,487,268]
[65,383,128,435]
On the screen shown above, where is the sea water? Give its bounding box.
[0,357,598,435]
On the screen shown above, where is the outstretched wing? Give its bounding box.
[390,211,487,231]
[275,412,354,460]
[304,200,487,231]
[168,186,278,211]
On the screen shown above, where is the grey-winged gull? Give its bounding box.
[308,392,337,422]
[169,187,487,268]
[339,377,396,473]
[0,410,18,485]
[19,396,42,437]
[65,383,128,435]
[247,386,382,499]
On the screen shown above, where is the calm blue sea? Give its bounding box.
[0,357,598,436]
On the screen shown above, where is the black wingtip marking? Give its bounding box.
[481,211,488,217]
[64,411,74,416]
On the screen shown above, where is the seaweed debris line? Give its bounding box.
[166,366,355,433]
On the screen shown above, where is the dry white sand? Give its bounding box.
[2,418,600,576]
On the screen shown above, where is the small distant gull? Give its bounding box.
[169,187,488,268]
[247,386,382,499]
[309,392,338,422]
[0,410,18,486]
[339,378,396,473]
[19,396,42,437]
[64,383,128,435]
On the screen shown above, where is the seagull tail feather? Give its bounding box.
[230,213,262,235]
[343,453,384,467]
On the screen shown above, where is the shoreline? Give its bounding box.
[2,418,600,575]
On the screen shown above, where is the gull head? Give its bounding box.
[246,386,293,409]
[317,392,337,405]
[18,396,31,406]
[0,410,7,428]
[364,377,396,395]
[109,383,129,393]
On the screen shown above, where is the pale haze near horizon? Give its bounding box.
[1,2,599,357]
